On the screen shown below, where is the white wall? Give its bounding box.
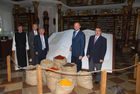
[38,5,58,36]
[0,3,14,35]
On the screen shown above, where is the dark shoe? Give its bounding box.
[94,81,100,84]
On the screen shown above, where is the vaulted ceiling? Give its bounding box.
[0,0,140,10]
[60,0,126,7]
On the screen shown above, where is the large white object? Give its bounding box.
[46,29,113,72]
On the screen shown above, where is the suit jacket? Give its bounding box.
[86,35,107,63]
[28,30,38,49]
[34,34,49,55]
[71,30,85,57]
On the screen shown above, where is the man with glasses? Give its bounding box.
[87,27,107,84]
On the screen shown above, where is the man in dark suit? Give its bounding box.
[70,22,86,72]
[86,27,107,84]
[29,24,39,65]
[34,28,49,64]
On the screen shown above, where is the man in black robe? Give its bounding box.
[12,25,29,70]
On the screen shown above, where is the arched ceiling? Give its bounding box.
[0,0,140,10]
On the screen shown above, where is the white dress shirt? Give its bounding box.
[40,35,46,50]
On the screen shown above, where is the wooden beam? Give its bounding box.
[0,55,18,87]
[100,71,107,94]
[135,12,140,40]
[136,63,140,94]
[126,63,140,94]
[36,65,43,94]
[7,55,11,82]
[128,53,138,83]
[134,54,138,79]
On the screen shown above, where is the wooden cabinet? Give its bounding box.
[63,16,97,30]
[62,14,137,40]
[13,5,35,33]
[0,37,12,58]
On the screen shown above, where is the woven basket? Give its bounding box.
[40,59,54,85]
[55,78,74,94]
[40,59,54,69]
[53,55,67,68]
[61,63,77,86]
[45,68,61,93]
[77,71,93,89]
[25,65,37,86]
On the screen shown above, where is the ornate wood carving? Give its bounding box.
[33,1,39,25]
[43,11,49,37]
[57,4,62,32]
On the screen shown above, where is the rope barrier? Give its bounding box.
[11,60,140,76]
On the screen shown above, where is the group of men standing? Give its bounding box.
[12,22,107,84]
[71,22,107,84]
[12,24,49,70]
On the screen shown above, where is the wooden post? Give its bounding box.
[7,55,11,82]
[134,54,138,79]
[126,63,140,94]
[36,65,43,94]
[136,63,140,94]
[100,71,107,94]
[135,12,140,40]
[12,51,15,70]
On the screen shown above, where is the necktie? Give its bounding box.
[41,36,45,50]
[94,37,97,44]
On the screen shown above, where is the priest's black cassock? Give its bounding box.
[12,31,29,70]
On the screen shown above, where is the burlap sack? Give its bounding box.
[40,59,54,69]
[40,59,54,85]
[46,69,61,93]
[61,63,77,86]
[53,55,67,68]
[55,79,74,94]
[25,65,37,85]
[77,71,93,89]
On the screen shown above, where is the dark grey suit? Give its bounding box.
[87,35,107,82]
[28,30,38,65]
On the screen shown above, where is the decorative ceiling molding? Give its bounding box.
[1,0,140,10]
[11,0,25,2]
[60,0,127,7]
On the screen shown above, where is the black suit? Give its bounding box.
[87,35,107,82]
[34,34,49,64]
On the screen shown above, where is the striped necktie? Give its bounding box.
[94,37,97,44]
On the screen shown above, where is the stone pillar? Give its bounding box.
[33,1,39,25]
[57,4,62,32]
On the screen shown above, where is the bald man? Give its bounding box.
[70,22,86,72]
[34,28,49,64]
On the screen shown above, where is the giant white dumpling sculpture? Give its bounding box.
[46,29,113,72]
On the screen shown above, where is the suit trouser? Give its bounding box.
[38,50,47,64]
[71,56,82,72]
[30,48,38,65]
[89,58,102,82]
